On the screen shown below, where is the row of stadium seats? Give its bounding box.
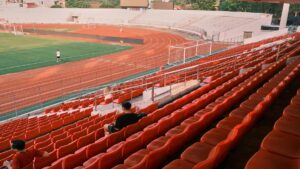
[0,108,92,152]
[0,103,158,168]
[163,47,300,169]
[74,70,241,169]
[245,80,300,168]
[0,109,93,163]
[45,88,145,114]
[164,32,296,74]
[35,103,158,169]
[112,47,300,169]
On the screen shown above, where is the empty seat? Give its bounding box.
[35,138,52,149]
[181,142,213,164]
[245,150,300,169]
[261,130,300,158]
[77,132,95,149]
[35,134,51,144]
[216,116,243,131]
[72,130,87,141]
[54,136,72,149]
[34,150,57,169]
[25,128,40,140]
[274,116,300,136]
[163,159,195,169]
[146,136,170,151]
[39,143,54,153]
[39,124,53,134]
[201,128,229,146]
[68,126,82,136]
[57,141,78,158]
[52,132,68,143]
[62,150,87,169]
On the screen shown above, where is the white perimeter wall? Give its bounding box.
[0,8,272,41]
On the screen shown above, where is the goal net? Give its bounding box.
[83,18,97,29]
[168,41,213,65]
[0,20,24,35]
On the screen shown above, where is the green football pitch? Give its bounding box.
[0,33,131,75]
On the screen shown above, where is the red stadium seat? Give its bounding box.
[181,142,213,164]
[50,128,64,138]
[87,124,98,134]
[54,136,72,149]
[86,138,108,159]
[39,143,54,153]
[35,138,52,149]
[34,150,57,169]
[68,126,82,136]
[35,134,51,144]
[95,127,105,140]
[77,132,95,149]
[245,150,300,169]
[57,141,78,158]
[63,149,87,169]
[163,159,195,169]
[25,128,40,140]
[261,130,300,158]
[72,129,87,141]
[39,124,53,135]
[51,119,64,129]
[98,143,123,169]
[52,132,68,143]
[122,135,142,158]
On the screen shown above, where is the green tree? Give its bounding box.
[190,0,215,10]
[66,0,90,8]
[101,0,120,8]
[220,0,283,16]
[51,4,62,8]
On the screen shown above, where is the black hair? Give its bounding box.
[121,101,131,111]
[11,140,26,151]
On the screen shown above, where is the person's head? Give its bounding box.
[121,101,131,113]
[57,49,60,52]
[11,140,26,152]
[104,86,111,94]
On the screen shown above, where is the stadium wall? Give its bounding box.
[0,8,272,41]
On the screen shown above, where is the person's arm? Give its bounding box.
[3,161,12,169]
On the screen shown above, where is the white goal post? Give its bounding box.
[168,41,213,65]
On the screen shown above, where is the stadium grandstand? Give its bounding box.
[0,0,300,169]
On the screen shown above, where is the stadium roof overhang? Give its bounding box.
[240,0,300,3]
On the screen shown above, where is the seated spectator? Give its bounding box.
[104,102,146,134]
[104,86,113,101]
[2,140,49,169]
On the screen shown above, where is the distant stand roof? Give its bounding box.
[240,0,300,3]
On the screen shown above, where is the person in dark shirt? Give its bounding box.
[104,101,145,134]
[2,140,49,169]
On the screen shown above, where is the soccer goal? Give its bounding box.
[167,41,213,65]
[0,20,24,35]
[83,17,97,29]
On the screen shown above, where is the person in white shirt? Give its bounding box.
[56,49,61,62]
[104,86,113,101]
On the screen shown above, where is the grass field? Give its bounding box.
[0,33,131,75]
